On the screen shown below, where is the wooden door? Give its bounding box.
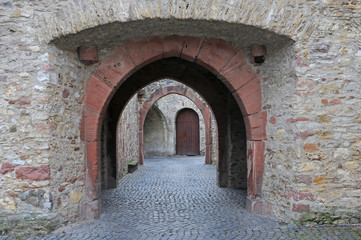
[176,109,200,155]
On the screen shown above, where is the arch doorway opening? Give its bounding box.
[143,105,168,158]
[81,36,266,219]
[176,108,200,156]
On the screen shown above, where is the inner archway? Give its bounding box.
[143,105,168,158]
[80,36,266,219]
[138,82,215,165]
[176,108,200,156]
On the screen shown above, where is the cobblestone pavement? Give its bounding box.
[2,156,361,240]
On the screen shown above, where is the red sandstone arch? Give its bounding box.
[138,85,214,165]
[80,36,266,218]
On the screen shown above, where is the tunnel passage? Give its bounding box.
[80,37,266,218]
[101,57,247,190]
[138,83,214,165]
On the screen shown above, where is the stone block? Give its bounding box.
[80,110,103,141]
[181,36,204,62]
[19,189,52,210]
[84,74,113,114]
[83,200,102,220]
[196,38,237,75]
[70,191,83,204]
[78,46,99,64]
[128,160,138,173]
[96,47,135,88]
[294,175,312,184]
[246,198,273,216]
[234,78,262,116]
[0,197,17,210]
[286,117,309,123]
[162,35,185,58]
[293,203,310,212]
[246,111,267,141]
[304,144,318,153]
[125,37,164,66]
[0,163,15,174]
[15,164,50,181]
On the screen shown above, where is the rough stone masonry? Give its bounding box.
[0,0,360,237]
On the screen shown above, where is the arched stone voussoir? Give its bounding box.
[81,35,266,219]
[233,77,262,117]
[84,74,115,115]
[244,111,267,141]
[162,35,187,58]
[181,36,205,62]
[217,50,252,93]
[80,110,104,142]
[195,38,238,75]
[95,46,136,88]
[124,37,165,67]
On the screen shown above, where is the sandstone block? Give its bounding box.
[0,163,15,174]
[78,46,99,64]
[304,144,318,152]
[286,117,309,123]
[15,164,50,181]
[70,191,83,204]
[345,161,359,169]
[292,203,310,212]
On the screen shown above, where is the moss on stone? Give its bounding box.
[0,211,63,238]
[297,211,341,226]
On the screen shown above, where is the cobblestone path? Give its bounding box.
[3,156,361,239]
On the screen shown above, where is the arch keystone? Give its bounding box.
[162,35,186,58]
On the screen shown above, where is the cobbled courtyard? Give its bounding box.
[2,156,360,240]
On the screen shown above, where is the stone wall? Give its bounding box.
[259,5,361,224]
[117,96,139,180]
[0,2,95,236]
[0,0,360,237]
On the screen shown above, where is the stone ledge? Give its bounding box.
[128,160,138,173]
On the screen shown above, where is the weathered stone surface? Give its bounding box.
[304,144,318,153]
[0,0,360,237]
[78,46,99,64]
[69,191,83,205]
[0,197,17,211]
[293,203,310,212]
[19,189,53,210]
[0,163,14,174]
[15,165,50,181]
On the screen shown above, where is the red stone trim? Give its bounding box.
[80,36,266,219]
[138,85,214,165]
